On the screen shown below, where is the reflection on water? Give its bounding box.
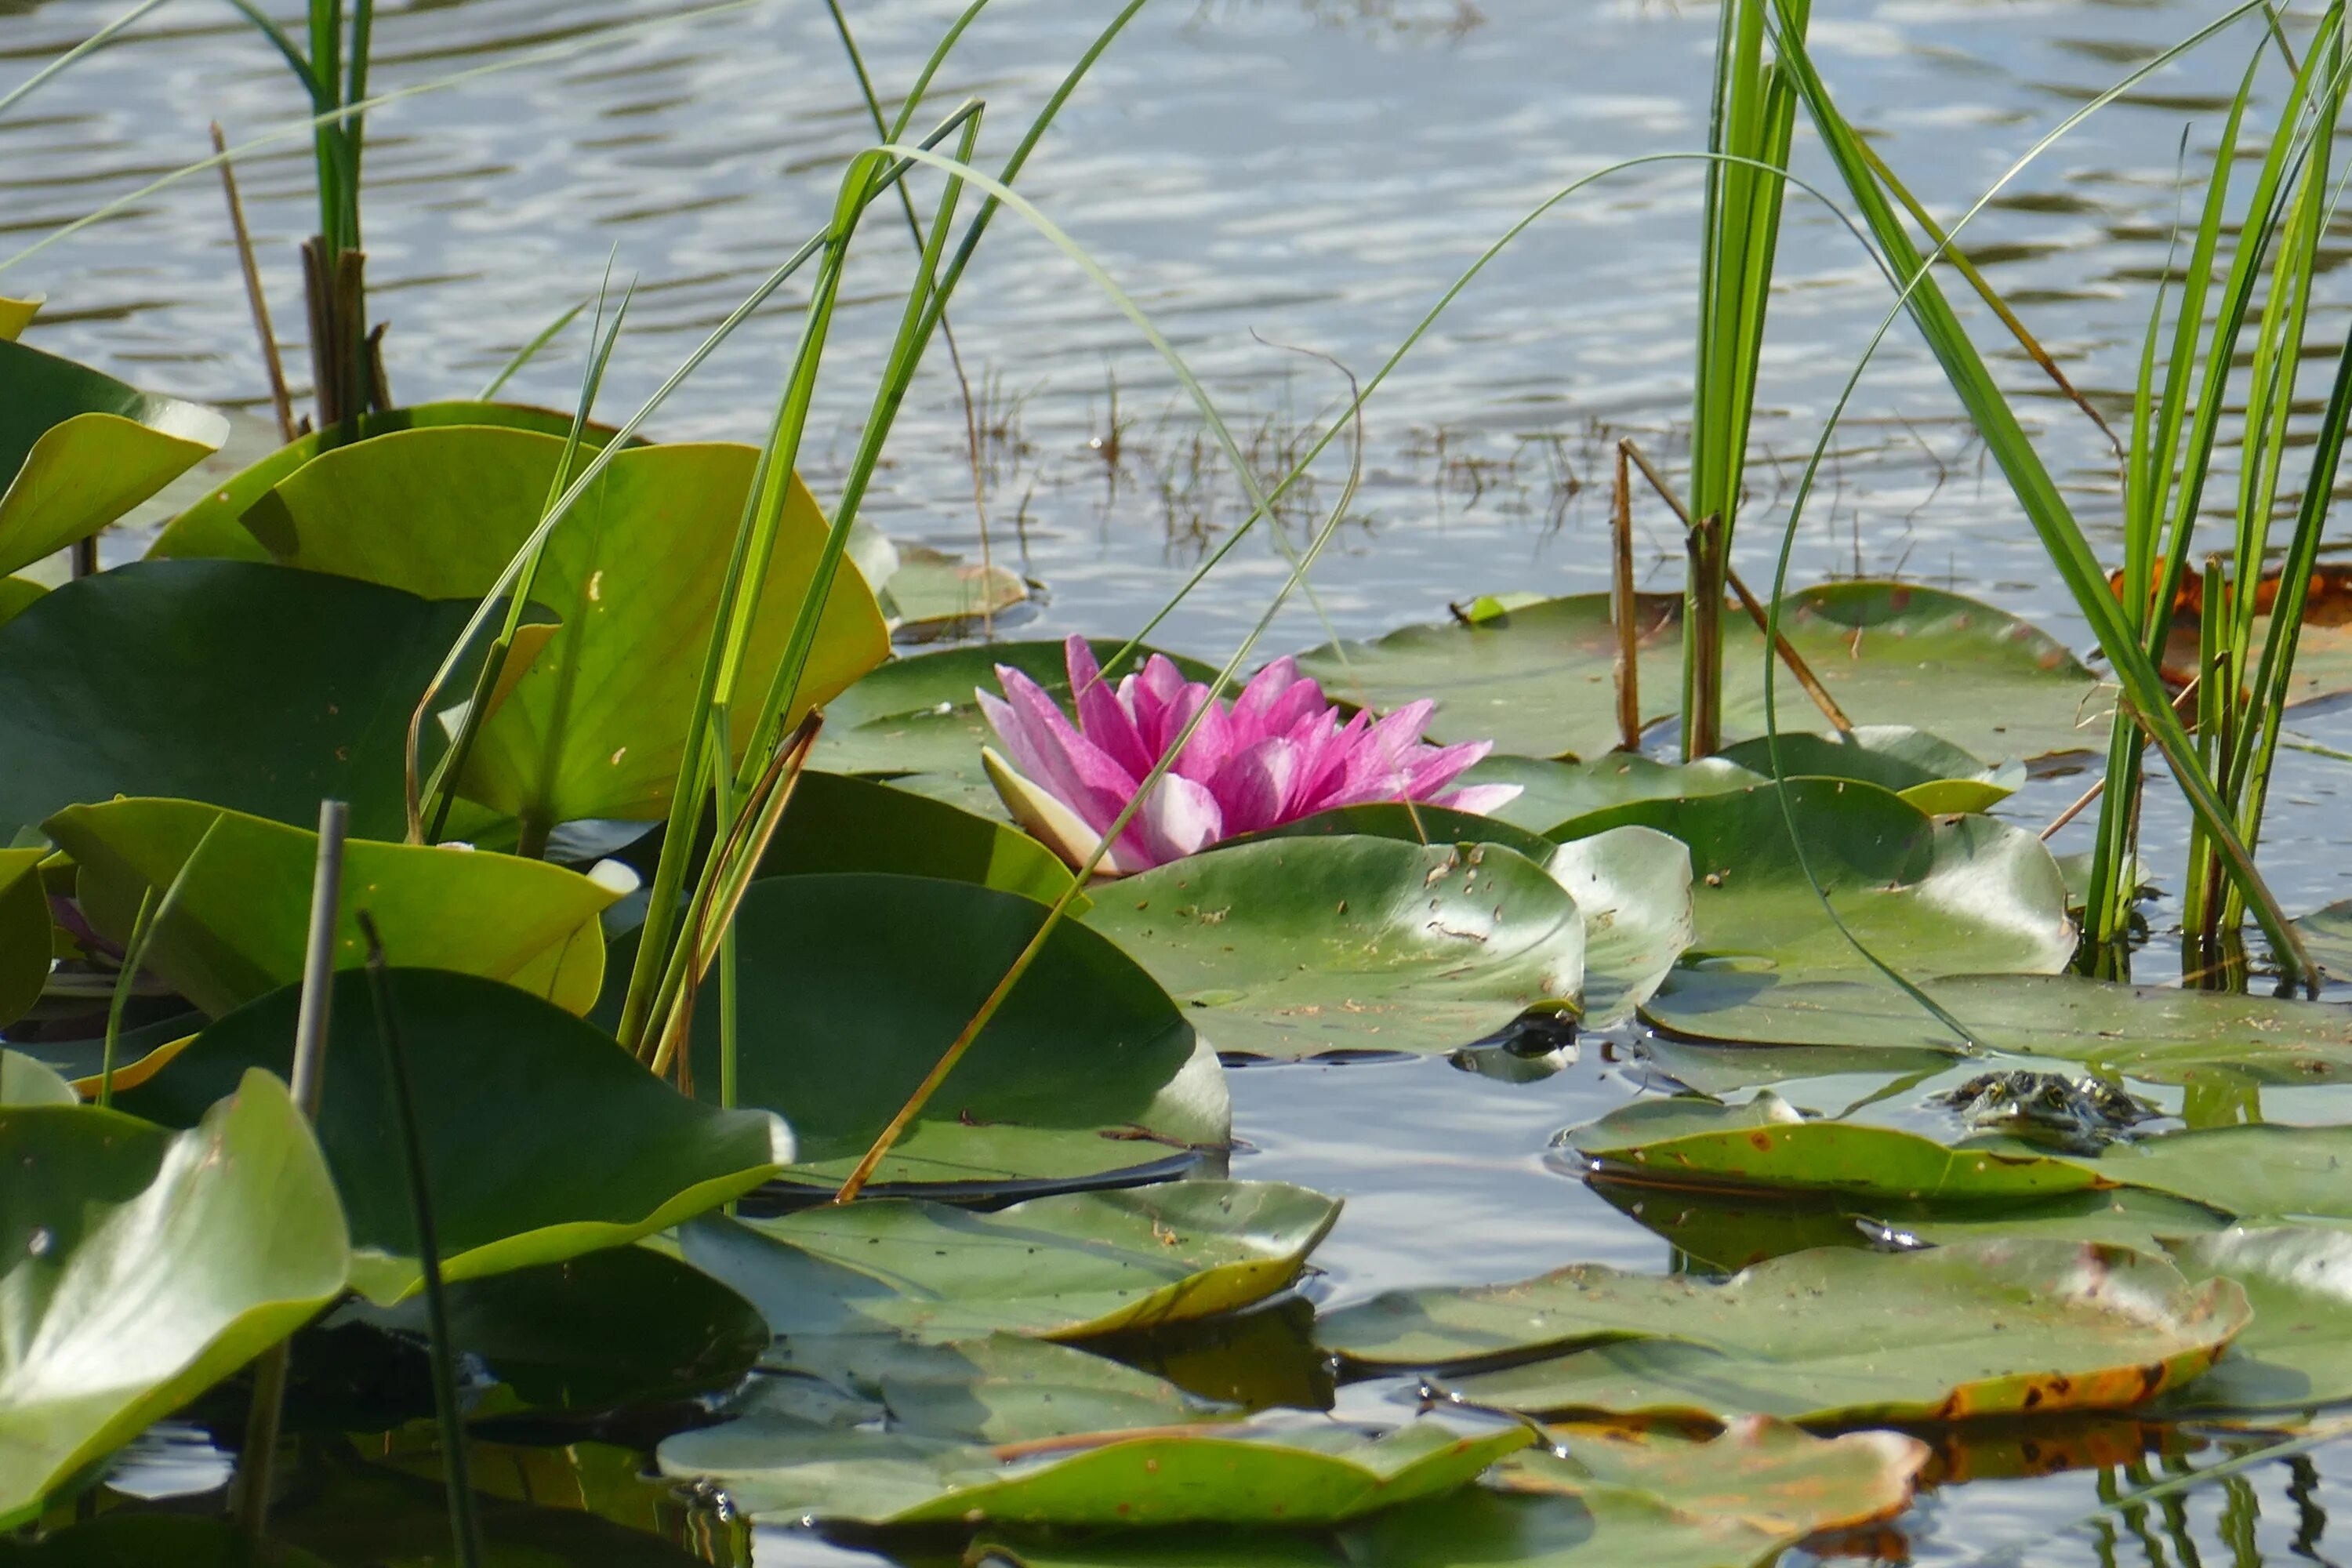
[19,0,2352,1560]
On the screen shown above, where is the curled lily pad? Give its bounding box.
[0,298,36,340]
[659,1410,1529,1527]
[147,400,632,564]
[0,561,481,839]
[680,1179,1338,1342]
[2155,1226,2352,1414]
[0,339,226,579]
[1294,583,2109,764]
[50,798,617,1018]
[117,969,791,1305]
[1321,1238,2246,1425]
[248,425,889,829]
[1715,725,2021,815]
[809,638,1221,815]
[692,874,1221,1194]
[1565,1091,2107,1206]
[759,770,1076,907]
[0,1072,349,1528]
[1081,837,1583,1060]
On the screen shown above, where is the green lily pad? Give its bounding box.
[0,561,481,839]
[247,425,891,829]
[1570,780,2074,1033]
[1323,1238,2245,1425]
[1081,837,1583,1060]
[0,848,50,1028]
[0,1071,349,1528]
[0,577,42,628]
[1714,724,2021,815]
[2156,1226,2352,1414]
[1294,583,2110,765]
[13,1011,203,1099]
[2095,1123,2352,1218]
[49,798,616,1018]
[659,1411,1530,1527]
[0,1050,77,1108]
[1565,1091,2107,1206]
[0,339,227,579]
[733,1331,1226,1443]
[1450,753,1764,833]
[809,638,1221,800]
[881,541,1032,643]
[147,401,631,564]
[117,969,790,1305]
[679,1179,1339,1342]
[345,1243,768,1417]
[759,770,1076,907]
[0,298,37,341]
[2295,899,2352,993]
[1636,971,2352,1084]
[692,873,1222,1194]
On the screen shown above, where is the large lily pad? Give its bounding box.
[691,874,1223,1194]
[680,1180,1339,1341]
[1081,837,1582,1060]
[1638,970,2352,1083]
[1563,779,2074,1034]
[0,339,226,579]
[117,969,791,1304]
[0,1072,349,1527]
[247,425,890,828]
[1322,1238,2245,1424]
[0,561,480,839]
[659,1411,1529,1527]
[2147,1226,2352,1415]
[49,798,615,1018]
[2095,1123,2352,1218]
[1714,724,2020,815]
[1294,583,2110,764]
[1451,753,1764,833]
[759,770,1075,906]
[1565,1092,2106,1205]
[809,639,1221,810]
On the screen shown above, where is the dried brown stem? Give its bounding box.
[212,122,296,444]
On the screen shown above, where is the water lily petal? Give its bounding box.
[1434,782,1524,818]
[1402,737,1494,797]
[1131,771,1224,866]
[1207,735,1300,835]
[1065,637,1154,779]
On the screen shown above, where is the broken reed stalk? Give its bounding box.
[234,800,347,1541]
[1620,437,1851,734]
[301,239,378,427]
[212,122,297,443]
[357,911,485,1568]
[1611,440,1640,750]
[1686,514,1725,757]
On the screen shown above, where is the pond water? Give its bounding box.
[17,0,2352,1560]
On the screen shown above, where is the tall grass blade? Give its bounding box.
[0,0,175,121]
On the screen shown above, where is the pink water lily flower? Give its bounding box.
[976,636,1521,875]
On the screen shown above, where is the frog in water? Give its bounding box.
[1931,1070,2156,1155]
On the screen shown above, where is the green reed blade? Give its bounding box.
[0,0,176,122]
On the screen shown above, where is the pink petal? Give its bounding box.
[1435,782,1524,818]
[1131,771,1224,866]
[1207,736,1299,835]
[1403,738,1494,798]
[982,671,1138,836]
[1067,641,1154,779]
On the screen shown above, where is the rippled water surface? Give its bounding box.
[17,0,2352,1560]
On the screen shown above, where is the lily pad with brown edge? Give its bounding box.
[1292,583,2110,766]
[1559,780,2075,1018]
[1564,1091,2109,1207]
[808,638,1222,804]
[1080,836,1584,1060]
[677,1179,1338,1342]
[145,400,633,564]
[689,873,1225,1196]
[0,338,227,579]
[247,424,890,830]
[657,1410,1530,1528]
[115,969,793,1305]
[1319,1238,2245,1425]
[48,798,617,1018]
[1639,971,2352,1086]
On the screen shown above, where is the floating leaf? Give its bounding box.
[1295,584,2109,764]
[883,541,1032,643]
[14,1011,202,1099]
[680,1180,1339,1341]
[118,970,790,1304]
[0,1072,348,1528]
[1323,1238,2245,1425]
[1451,753,1764,833]
[0,848,49,1028]
[659,1411,1529,1527]
[248,425,890,829]
[2294,898,2352,991]
[2157,1226,2352,1414]
[0,561,480,838]
[147,400,630,563]
[1714,724,2020,815]
[760,770,1076,907]
[0,339,226,579]
[1637,970,2352,1084]
[810,639,1221,813]
[50,798,615,1018]
[1082,837,1582,1060]
[345,1243,768,1417]
[2095,1123,2352,1218]
[691,874,1222,1195]
[1564,1092,2106,1206]
[0,1050,77,1108]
